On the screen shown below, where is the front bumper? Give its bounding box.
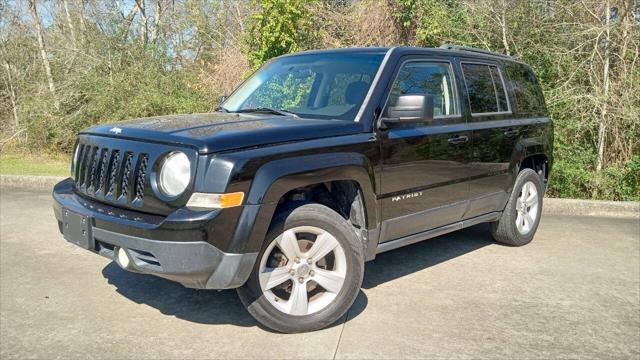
[53,178,257,289]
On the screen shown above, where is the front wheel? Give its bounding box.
[491,168,544,246]
[237,203,364,333]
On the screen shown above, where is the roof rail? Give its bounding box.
[439,44,514,59]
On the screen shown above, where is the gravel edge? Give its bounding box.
[542,197,639,218]
[1,174,66,192]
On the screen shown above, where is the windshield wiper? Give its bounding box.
[234,107,299,118]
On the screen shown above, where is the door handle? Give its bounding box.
[447,135,469,145]
[503,129,520,138]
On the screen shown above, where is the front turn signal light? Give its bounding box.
[186,192,245,209]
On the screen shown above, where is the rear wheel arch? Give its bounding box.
[519,153,550,186]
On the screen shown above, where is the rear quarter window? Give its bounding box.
[461,63,510,115]
[505,63,546,115]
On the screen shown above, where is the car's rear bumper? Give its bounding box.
[53,178,257,289]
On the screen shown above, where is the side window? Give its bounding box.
[462,63,510,115]
[505,63,545,115]
[384,61,459,118]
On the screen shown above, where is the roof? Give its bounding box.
[279,47,391,57]
[276,45,525,67]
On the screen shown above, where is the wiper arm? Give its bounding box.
[234,107,299,118]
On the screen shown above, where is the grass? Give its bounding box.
[0,151,70,177]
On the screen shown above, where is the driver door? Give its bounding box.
[378,57,472,242]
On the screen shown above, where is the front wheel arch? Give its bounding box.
[232,153,379,255]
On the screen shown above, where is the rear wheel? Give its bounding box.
[237,203,364,333]
[491,168,544,246]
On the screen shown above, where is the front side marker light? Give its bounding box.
[186,192,245,209]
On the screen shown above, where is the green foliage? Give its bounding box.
[1,0,637,200]
[388,0,471,46]
[549,151,640,201]
[414,0,471,47]
[19,36,211,152]
[390,0,418,42]
[247,0,318,68]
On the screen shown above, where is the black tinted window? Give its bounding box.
[462,63,509,114]
[490,66,509,111]
[505,63,545,115]
[385,62,459,117]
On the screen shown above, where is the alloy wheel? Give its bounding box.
[258,226,347,316]
[515,181,539,235]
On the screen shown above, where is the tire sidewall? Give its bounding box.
[237,203,364,333]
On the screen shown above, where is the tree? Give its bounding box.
[135,0,148,44]
[0,0,636,200]
[28,0,59,110]
[62,0,78,49]
[247,0,318,68]
[389,0,417,43]
[414,0,470,47]
[2,59,20,128]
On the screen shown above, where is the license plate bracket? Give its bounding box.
[62,208,92,249]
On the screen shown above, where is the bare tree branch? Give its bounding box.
[28,0,59,110]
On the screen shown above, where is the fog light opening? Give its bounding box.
[116,247,131,269]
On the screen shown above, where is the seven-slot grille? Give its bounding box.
[74,143,149,206]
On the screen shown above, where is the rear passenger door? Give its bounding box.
[460,60,527,218]
[378,57,471,242]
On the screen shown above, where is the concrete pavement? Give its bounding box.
[1,188,638,359]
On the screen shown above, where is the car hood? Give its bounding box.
[82,112,366,153]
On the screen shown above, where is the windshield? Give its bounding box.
[222,52,385,120]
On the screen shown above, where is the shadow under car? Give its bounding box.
[101,223,495,328]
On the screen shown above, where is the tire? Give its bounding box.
[237,203,364,333]
[491,168,544,246]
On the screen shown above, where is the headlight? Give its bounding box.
[158,151,191,197]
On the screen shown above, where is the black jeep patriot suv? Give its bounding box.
[53,45,553,333]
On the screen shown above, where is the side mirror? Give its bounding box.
[382,94,434,126]
[218,95,228,104]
